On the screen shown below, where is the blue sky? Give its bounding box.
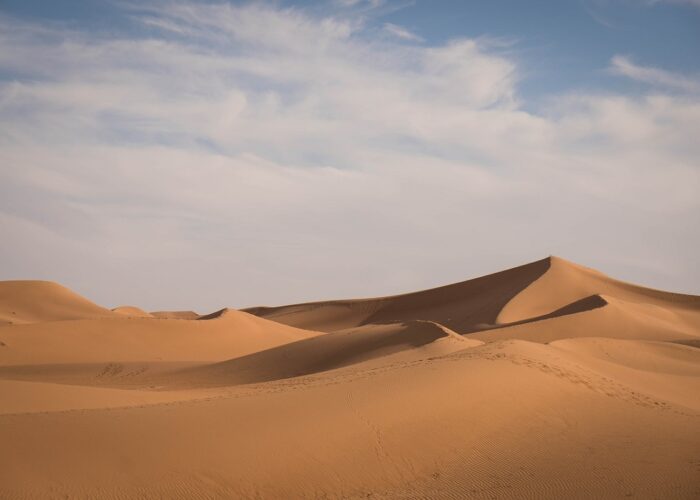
[3,0,699,100]
[0,0,698,310]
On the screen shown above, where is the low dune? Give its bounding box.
[112,305,154,318]
[0,280,117,325]
[0,308,320,365]
[161,320,482,388]
[150,310,200,319]
[1,257,698,499]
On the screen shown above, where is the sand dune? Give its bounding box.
[150,310,200,319]
[470,294,699,343]
[248,256,700,342]
[498,256,700,323]
[112,305,154,318]
[1,257,699,499]
[0,307,320,365]
[244,257,551,332]
[161,320,482,387]
[0,280,117,325]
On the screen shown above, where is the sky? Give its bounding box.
[0,0,698,311]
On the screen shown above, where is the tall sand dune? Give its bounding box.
[245,257,550,332]
[247,256,700,342]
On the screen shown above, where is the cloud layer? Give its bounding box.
[1,2,698,310]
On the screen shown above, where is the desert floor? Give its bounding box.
[1,256,699,499]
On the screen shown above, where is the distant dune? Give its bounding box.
[112,305,154,318]
[150,310,201,320]
[1,257,698,499]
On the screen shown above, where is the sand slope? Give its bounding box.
[160,320,482,387]
[0,308,320,365]
[498,256,700,323]
[0,280,117,325]
[1,339,698,499]
[470,294,699,343]
[1,257,699,499]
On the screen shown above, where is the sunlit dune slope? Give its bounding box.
[470,293,700,343]
[1,339,698,499]
[0,308,320,365]
[497,256,700,323]
[0,280,117,325]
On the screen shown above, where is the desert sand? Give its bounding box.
[0,256,698,499]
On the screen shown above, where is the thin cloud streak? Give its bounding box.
[383,22,423,41]
[611,55,700,93]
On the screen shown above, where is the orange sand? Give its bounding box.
[1,257,698,498]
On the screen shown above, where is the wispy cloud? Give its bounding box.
[611,55,700,93]
[383,22,422,41]
[0,2,698,308]
[335,0,385,11]
[648,0,700,7]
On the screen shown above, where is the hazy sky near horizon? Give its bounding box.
[1,0,699,311]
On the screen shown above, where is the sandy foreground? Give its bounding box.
[0,256,698,499]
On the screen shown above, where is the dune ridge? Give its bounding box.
[247,256,700,342]
[245,257,552,332]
